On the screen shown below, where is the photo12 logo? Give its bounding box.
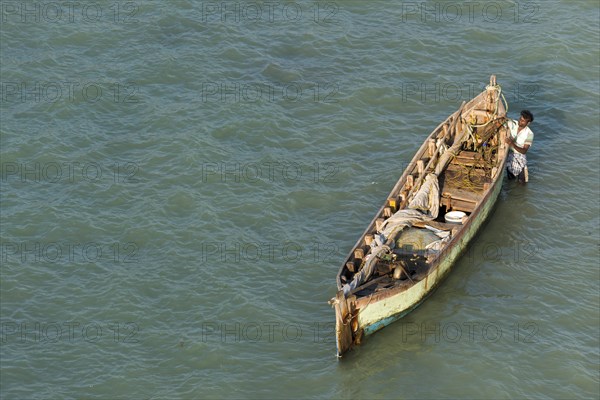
[1,2,140,24]
[1,82,140,103]
[399,81,540,105]
[1,161,139,184]
[399,2,540,24]
[200,161,339,183]
[199,1,339,24]
[200,321,336,343]
[401,82,480,103]
[397,321,539,344]
[1,321,140,343]
[1,242,140,264]
[200,241,340,264]
[200,82,339,103]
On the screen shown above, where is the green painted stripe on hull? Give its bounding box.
[362,303,420,336]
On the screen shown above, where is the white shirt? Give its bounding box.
[507,119,534,151]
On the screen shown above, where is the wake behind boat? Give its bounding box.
[330,75,509,357]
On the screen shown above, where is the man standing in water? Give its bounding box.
[505,110,534,183]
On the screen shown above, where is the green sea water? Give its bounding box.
[1,1,599,399]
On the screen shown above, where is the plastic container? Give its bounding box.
[445,211,466,224]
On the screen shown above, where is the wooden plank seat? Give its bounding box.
[451,151,491,167]
[412,220,462,231]
[440,186,481,213]
[442,187,481,203]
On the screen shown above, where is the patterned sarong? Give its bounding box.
[507,151,527,176]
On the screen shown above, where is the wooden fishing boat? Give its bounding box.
[330,76,509,357]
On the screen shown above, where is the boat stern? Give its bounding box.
[331,290,359,357]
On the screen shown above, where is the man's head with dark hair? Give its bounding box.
[520,110,534,123]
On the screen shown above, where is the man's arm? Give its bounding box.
[505,135,531,154]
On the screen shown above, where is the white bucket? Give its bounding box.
[445,211,466,224]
